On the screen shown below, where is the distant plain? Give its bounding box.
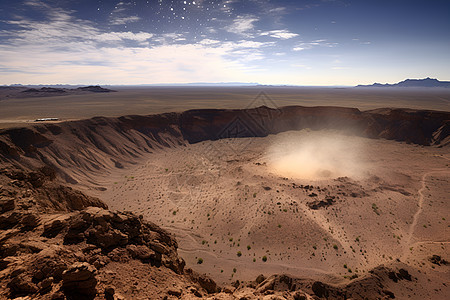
[1,86,449,129]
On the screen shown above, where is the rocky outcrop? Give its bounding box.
[0,206,192,299]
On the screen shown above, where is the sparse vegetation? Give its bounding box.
[197,258,203,264]
[333,244,338,250]
[247,245,251,250]
[372,203,380,215]
[237,251,242,257]
[262,256,267,262]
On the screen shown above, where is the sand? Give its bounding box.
[87,129,449,298]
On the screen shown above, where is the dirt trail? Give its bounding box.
[402,155,450,259]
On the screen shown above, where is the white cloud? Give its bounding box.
[225,15,259,35]
[293,39,338,51]
[0,5,270,84]
[260,29,299,40]
[97,31,153,42]
[110,16,141,25]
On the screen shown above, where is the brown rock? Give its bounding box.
[293,291,308,300]
[148,241,169,254]
[256,274,266,284]
[311,281,329,298]
[86,227,128,249]
[126,244,156,261]
[7,274,38,298]
[62,262,97,298]
[107,247,130,262]
[42,219,67,238]
[38,277,53,294]
[223,286,235,293]
[0,198,15,213]
[256,276,276,293]
[168,287,182,296]
[189,272,217,294]
[104,286,115,300]
[0,212,22,229]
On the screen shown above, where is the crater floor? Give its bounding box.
[95,130,449,294]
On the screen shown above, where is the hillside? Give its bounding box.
[357,77,450,88]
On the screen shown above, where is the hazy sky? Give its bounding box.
[0,0,449,85]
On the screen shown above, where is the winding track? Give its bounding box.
[402,155,450,259]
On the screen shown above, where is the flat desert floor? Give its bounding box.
[88,129,449,298]
[1,86,449,128]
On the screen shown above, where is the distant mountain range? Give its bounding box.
[357,77,450,88]
[0,85,116,100]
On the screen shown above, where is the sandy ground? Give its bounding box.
[88,130,449,291]
[1,86,449,129]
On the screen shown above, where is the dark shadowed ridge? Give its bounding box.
[0,85,116,100]
[357,77,450,88]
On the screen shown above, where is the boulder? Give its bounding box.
[0,198,15,213]
[311,281,329,298]
[7,274,38,298]
[62,262,97,298]
[42,219,67,238]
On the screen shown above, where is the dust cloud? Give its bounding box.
[266,130,367,180]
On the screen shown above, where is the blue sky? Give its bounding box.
[0,0,449,85]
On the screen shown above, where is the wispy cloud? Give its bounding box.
[97,31,153,42]
[293,39,338,51]
[109,1,140,25]
[225,15,259,36]
[110,16,141,25]
[260,29,299,40]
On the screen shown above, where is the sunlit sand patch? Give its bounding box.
[266,130,368,180]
